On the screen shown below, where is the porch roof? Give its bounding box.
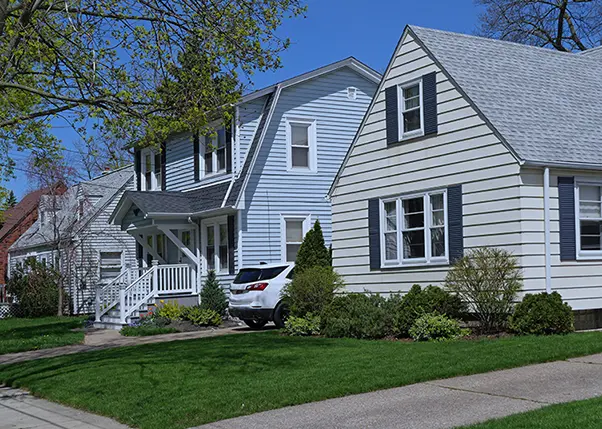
[111,181,232,224]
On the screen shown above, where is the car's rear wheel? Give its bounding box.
[243,319,267,330]
[273,301,290,329]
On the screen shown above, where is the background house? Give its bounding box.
[9,166,135,314]
[329,26,602,329]
[102,57,380,327]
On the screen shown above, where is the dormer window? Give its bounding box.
[400,80,423,138]
[140,148,161,191]
[203,128,227,177]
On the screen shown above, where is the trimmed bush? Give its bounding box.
[445,247,522,333]
[387,285,466,338]
[509,292,574,335]
[282,266,344,317]
[156,300,184,321]
[294,220,331,275]
[321,294,390,339]
[7,258,60,318]
[182,306,222,326]
[409,313,469,342]
[200,270,228,316]
[284,313,321,336]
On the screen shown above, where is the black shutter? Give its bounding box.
[423,72,438,135]
[559,176,576,261]
[385,86,399,145]
[160,141,167,190]
[227,214,236,275]
[368,199,381,270]
[226,125,233,174]
[447,184,464,263]
[193,133,200,182]
[134,150,141,191]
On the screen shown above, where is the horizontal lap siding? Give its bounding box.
[241,68,377,266]
[165,133,196,191]
[331,33,521,294]
[519,168,602,310]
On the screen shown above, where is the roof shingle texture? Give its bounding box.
[410,26,602,166]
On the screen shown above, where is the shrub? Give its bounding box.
[7,258,60,318]
[120,326,178,336]
[509,292,574,335]
[294,220,331,275]
[386,285,466,338]
[284,313,321,336]
[445,248,522,334]
[182,306,222,326]
[409,313,470,342]
[321,294,390,339]
[156,300,184,321]
[282,266,344,317]
[200,270,228,316]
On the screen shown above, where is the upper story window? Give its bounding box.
[399,80,423,139]
[577,183,602,257]
[203,128,227,178]
[286,118,317,172]
[141,148,161,191]
[381,190,447,267]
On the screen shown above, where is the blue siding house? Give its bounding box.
[100,58,379,326]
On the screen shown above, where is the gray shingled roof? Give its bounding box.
[11,166,134,251]
[410,26,602,167]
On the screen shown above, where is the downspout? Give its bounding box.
[543,167,552,293]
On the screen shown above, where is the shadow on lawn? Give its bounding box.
[0,319,86,341]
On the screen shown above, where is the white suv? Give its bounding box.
[228,263,293,329]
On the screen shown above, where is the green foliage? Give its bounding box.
[321,294,391,339]
[7,258,60,318]
[282,266,344,317]
[283,314,321,336]
[120,326,179,337]
[182,306,222,327]
[6,190,17,208]
[509,292,574,335]
[387,285,466,338]
[294,220,331,275]
[200,271,228,316]
[409,313,470,342]
[445,248,522,333]
[156,300,184,321]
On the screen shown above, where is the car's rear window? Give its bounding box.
[233,266,288,284]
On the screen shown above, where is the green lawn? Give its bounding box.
[0,316,86,355]
[462,396,602,428]
[2,332,602,429]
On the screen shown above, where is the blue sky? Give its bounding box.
[7,0,481,199]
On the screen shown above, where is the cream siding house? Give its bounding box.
[329,26,602,329]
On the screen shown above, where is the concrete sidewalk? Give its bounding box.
[195,353,602,429]
[0,387,130,428]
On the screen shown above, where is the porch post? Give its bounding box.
[95,286,101,323]
[119,283,126,324]
[152,260,159,295]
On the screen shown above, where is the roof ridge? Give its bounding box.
[409,25,581,57]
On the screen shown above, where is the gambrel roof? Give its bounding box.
[410,26,602,168]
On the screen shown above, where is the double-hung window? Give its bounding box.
[577,183,602,257]
[286,118,317,172]
[204,219,229,273]
[399,80,423,139]
[282,215,310,262]
[140,148,161,191]
[99,251,123,284]
[381,190,447,266]
[203,128,227,177]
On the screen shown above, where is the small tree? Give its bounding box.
[6,191,17,208]
[282,266,344,317]
[7,258,61,318]
[200,270,228,317]
[294,220,331,274]
[445,248,522,334]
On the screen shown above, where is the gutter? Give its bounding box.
[543,167,552,293]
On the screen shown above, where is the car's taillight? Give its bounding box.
[246,282,268,291]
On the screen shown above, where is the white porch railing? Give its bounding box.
[95,262,197,325]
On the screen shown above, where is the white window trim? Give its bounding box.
[285,117,317,173]
[201,216,229,274]
[98,250,125,284]
[140,148,160,191]
[280,214,312,263]
[380,189,448,268]
[398,78,424,141]
[200,130,228,180]
[574,179,602,260]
